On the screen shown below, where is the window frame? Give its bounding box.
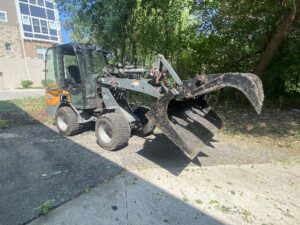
[37,0,45,7]
[48,20,56,30]
[40,19,49,34]
[32,17,41,33]
[31,17,50,34]
[0,11,7,22]
[22,15,31,25]
[36,46,48,61]
[29,0,37,5]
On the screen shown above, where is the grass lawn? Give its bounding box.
[215,103,300,152]
[0,96,52,129]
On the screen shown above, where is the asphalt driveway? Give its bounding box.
[0,124,121,225]
[1,122,299,225]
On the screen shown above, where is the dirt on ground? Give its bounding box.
[215,104,299,153]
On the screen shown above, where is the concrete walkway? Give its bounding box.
[29,163,300,225]
[0,89,44,100]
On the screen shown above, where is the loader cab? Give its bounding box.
[45,43,107,112]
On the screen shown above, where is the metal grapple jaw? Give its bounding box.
[147,72,264,160]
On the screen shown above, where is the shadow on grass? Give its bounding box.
[0,100,224,225]
[215,104,300,139]
[0,98,48,128]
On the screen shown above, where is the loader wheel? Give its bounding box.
[95,113,131,151]
[141,121,156,137]
[55,106,81,136]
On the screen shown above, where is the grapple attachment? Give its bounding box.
[146,71,264,159]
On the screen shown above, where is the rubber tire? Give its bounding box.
[55,106,81,136]
[141,120,156,137]
[95,113,131,151]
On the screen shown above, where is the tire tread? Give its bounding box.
[55,106,81,136]
[96,112,131,151]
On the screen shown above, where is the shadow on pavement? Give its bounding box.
[0,102,224,225]
[138,134,209,175]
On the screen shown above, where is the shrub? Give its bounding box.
[0,119,7,129]
[21,80,33,88]
[41,79,46,87]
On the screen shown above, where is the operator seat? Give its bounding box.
[67,65,81,84]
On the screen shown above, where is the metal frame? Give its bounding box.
[156,55,183,86]
[101,77,161,99]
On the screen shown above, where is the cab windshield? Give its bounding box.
[86,50,107,74]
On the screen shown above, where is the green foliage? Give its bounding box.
[0,97,48,128]
[0,119,7,129]
[41,79,46,87]
[35,200,53,216]
[21,80,33,88]
[58,0,300,106]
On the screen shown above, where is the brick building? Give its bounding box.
[0,0,62,89]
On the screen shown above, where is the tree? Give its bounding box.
[58,0,300,104]
[255,0,300,76]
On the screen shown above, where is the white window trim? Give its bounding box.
[41,19,49,34]
[31,17,50,35]
[37,0,45,7]
[36,46,48,60]
[23,35,59,43]
[26,0,53,10]
[0,10,8,22]
[32,17,41,33]
[22,15,31,25]
[48,20,56,29]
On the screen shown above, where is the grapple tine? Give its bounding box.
[146,91,198,159]
[146,91,222,160]
[189,73,264,114]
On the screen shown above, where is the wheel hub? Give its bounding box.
[98,122,112,144]
[57,114,68,132]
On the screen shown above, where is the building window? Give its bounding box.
[37,0,45,6]
[22,15,31,25]
[32,18,49,34]
[29,0,45,7]
[32,18,41,33]
[0,11,7,22]
[29,0,37,5]
[40,20,48,34]
[49,21,56,29]
[5,43,12,51]
[36,46,47,60]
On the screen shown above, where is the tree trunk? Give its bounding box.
[255,1,299,76]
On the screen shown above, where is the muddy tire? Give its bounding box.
[141,120,155,137]
[55,106,81,136]
[95,112,131,151]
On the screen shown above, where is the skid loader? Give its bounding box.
[45,43,264,159]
